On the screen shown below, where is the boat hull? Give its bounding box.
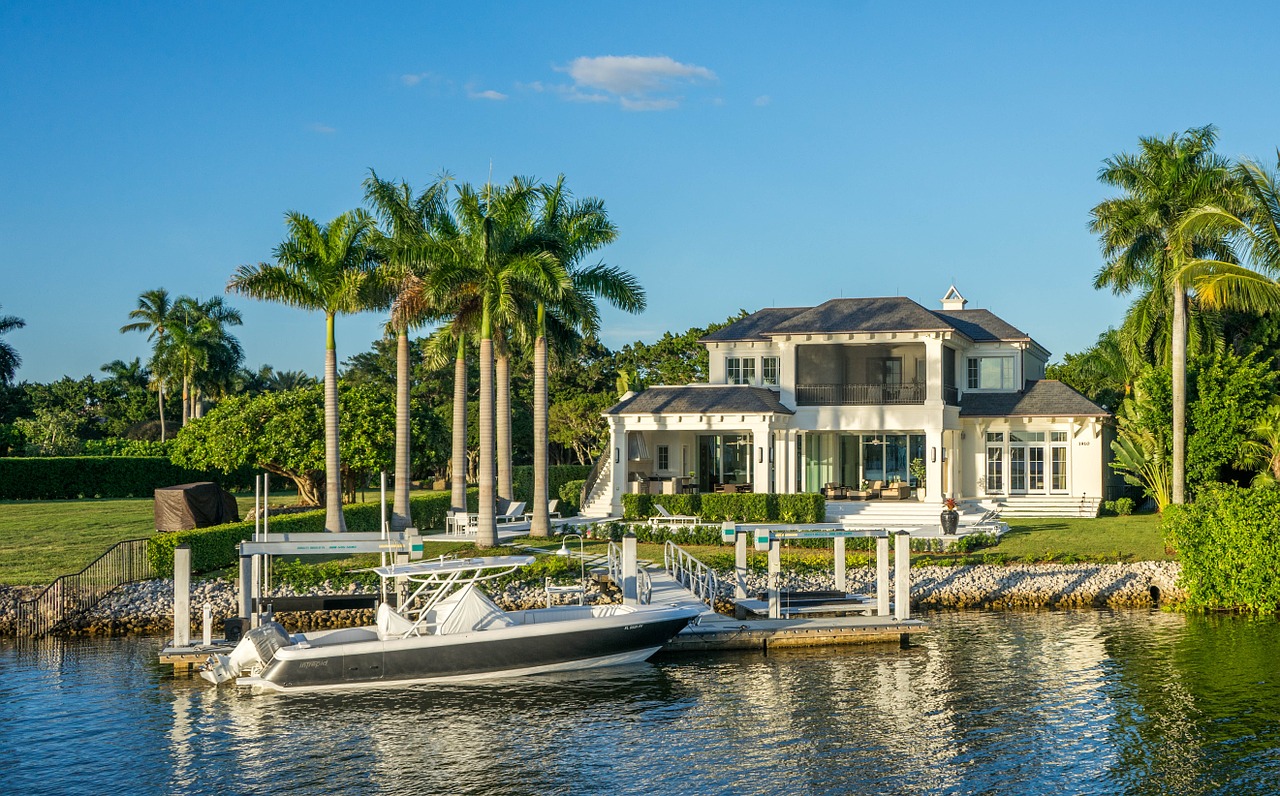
[239,607,698,693]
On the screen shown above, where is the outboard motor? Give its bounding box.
[200,621,293,685]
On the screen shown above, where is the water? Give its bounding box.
[3,610,1279,795]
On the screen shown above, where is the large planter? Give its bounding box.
[940,509,959,535]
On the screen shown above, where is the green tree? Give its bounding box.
[429,179,567,546]
[228,210,383,532]
[1186,350,1274,492]
[364,169,451,529]
[120,288,173,440]
[0,306,25,387]
[1089,125,1241,505]
[614,312,747,386]
[1236,404,1280,485]
[528,176,640,535]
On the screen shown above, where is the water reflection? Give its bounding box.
[4,610,1280,796]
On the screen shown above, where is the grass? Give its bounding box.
[0,493,1172,586]
[0,488,390,586]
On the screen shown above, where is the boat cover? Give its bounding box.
[154,482,240,531]
[435,584,515,635]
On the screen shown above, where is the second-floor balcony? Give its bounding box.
[796,382,926,406]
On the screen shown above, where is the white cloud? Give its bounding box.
[754,95,772,107]
[401,72,431,87]
[308,122,336,134]
[469,88,508,101]
[564,55,715,95]
[553,55,717,111]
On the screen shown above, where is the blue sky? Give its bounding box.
[4,1,1280,383]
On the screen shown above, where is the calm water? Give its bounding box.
[2,610,1279,796]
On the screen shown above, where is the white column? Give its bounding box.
[767,540,782,619]
[926,427,945,503]
[876,534,890,616]
[621,533,638,605]
[734,531,749,599]
[924,336,944,405]
[173,544,191,647]
[894,530,911,621]
[834,536,846,593]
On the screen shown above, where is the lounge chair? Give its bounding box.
[524,499,562,520]
[495,501,526,524]
[649,504,699,526]
[821,482,845,500]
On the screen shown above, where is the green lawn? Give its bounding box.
[0,494,1172,586]
[0,489,388,585]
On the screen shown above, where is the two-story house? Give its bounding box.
[582,288,1115,518]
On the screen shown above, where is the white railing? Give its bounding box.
[606,541,652,604]
[663,541,719,608]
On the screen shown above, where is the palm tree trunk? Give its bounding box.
[392,327,411,530]
[1172,286,1187,505]
[477,325,497,548]
[531,305,549,538]
[157,382,167,442]
[451,334,468,511]
[181,373,190,426]
[496,351,513,500]
[324,313,347,532]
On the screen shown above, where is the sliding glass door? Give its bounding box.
[698,434,754,490]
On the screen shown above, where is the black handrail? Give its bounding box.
[580,452,608,512]
[795,382,927,406]
[13,538,154,637]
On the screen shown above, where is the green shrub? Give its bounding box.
[621,493,653,520]
[622,491,823,523]
[1113,497,1135,516]
[0,456,251,500]
[559,480,585,513]
[1165,485,1280,612]
[699,492,771,522]
[775,493,826,523]
[652,493,702,518]
[511,464,593,504]
[952,532,997,553]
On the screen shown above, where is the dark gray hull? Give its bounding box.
[243,609,699,692]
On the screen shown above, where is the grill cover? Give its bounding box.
[154,482,239,531]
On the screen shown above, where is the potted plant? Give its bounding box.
[909,457,927,499]
[940,496,959,535]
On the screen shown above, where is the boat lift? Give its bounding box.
[722,523,914,621]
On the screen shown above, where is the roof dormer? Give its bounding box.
[941,285,968,311]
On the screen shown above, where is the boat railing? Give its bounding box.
[606,541,652,605]
[663,541,719,609]
[14,538,154,637]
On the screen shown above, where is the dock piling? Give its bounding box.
[237,550,251,625]
[734,529,748,600]
[173,544,191,647]
[876,535,890,616]
[834,536,846,593]
[894,531,911,621]
[767,541,781,619]
[202,602,212,646]
[621,533,638,605]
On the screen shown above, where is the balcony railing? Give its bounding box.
[795,382,926,406]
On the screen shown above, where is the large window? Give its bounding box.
[967,356,1015,390]
[986,432,1004,492]
[727,357,756,385]
[656,445,669,471]
[1051,431,1068,492]
[762,356,780,386]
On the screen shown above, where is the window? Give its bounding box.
[1051,445,1067,491]
[727,356,756,385]
[967,356,1015,390]
[1051,431,1067,442]
[762,356,780,386]
[657,445,669,471]
[986,445,1003,492]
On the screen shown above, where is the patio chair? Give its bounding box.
[821,482,845,500]
[524,499,562,520]
[495,501,526,524]
[649,504,699,527]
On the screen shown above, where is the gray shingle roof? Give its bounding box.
[700,308,808,342]
[959,380,1110,418]
[768,297,952,335]
[606,386,794,415]
[932,309,1030,342]
[701,297,1036,345]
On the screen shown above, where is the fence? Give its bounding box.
[13,538,154,637]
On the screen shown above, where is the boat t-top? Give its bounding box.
[201,555,701,692]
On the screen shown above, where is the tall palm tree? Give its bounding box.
[1178,156,1280,318]
[101,358,150,389]
[120,288,172,439]
[1236,404,1280,486]
[429,179,568,546]
[229,210,382,532]
[0,306,25,386]
[165,296,243,423]
[364,169,451,530]
[527,177,642,536]
[1089,125,1240,505]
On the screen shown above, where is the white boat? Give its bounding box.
[200,555,701,693]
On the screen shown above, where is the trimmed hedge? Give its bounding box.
[1164,485,1280,612]
[0,456,252,500]
[148,490,474,576]
[621,492,826,524]
[511,464,593,505]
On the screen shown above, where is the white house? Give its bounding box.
[581,288,1117,519]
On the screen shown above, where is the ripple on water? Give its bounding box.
[3,610,1280,796]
